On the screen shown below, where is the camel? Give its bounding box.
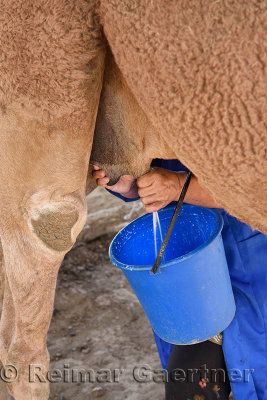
[0,1,266,399]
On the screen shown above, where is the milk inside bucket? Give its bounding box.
[109,204,236,344]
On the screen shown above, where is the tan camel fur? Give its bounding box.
[92,0,267,233]
[0,1,266,399]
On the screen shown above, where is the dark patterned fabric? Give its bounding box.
[165,341,231,400]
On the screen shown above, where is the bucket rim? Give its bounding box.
[109,204,223,271]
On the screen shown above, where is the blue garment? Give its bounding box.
[107,159,267,400]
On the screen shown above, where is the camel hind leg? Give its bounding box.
[0,102,105,400]
[0,137,98,400]
[0,0,105,398]
[0,379,13,400]
[0,241,13,400]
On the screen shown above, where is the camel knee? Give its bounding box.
[25,192,87,253]
[30,205,79,252]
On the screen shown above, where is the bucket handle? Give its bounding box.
[151,171,193,274]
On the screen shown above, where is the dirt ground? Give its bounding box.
[48,188,164,400]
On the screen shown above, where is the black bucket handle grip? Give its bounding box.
[151,171,193,274]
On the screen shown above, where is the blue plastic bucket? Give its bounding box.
[109,204,236,344]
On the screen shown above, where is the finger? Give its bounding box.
[138,185,156,198]
[144,201,165,213]
[92,169,106,179]
[140,194,162,205]
[97,177,110,186]
[92,165,100,170]
[137,171,155,189]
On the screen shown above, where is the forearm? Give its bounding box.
[176,173,221,208]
